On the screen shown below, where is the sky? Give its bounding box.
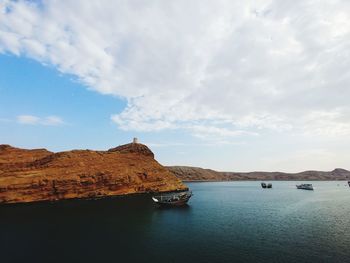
[1,0,350,172]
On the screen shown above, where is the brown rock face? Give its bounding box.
[0,143,187,204]
[108,142,154,158]
[0,145,52,166]
[167,166,350,181]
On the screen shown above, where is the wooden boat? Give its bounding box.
[261,182,272,189]
[296,184,313,190]
[152,191,192,206]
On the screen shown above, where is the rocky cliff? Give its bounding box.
[0,143,187,204]
[167,166,350,181]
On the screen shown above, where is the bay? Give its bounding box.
[1,181,350,263]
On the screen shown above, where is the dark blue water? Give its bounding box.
[1,181,350,263]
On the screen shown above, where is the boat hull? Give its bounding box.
[261,182,272,189]
[296,185,313,190]
[152,191,192,206]
[154,198,190,206]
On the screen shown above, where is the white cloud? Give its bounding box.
[17,115,64,126]
[42,116,65,126]
[17,115,40,125]
[300,108,350,137]
[1,0,350,140]
[187,124,258,140]
[260,149,344,172]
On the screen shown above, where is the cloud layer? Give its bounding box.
[17,115,64,126]
[1,0,350,140]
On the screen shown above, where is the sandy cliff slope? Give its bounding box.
[0,143,187,204]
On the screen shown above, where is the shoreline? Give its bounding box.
[0,187,189,206]
[183,179,350,182]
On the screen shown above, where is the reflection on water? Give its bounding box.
[154,203,191,211]
[0,181,349,263]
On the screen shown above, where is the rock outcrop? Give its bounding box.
[0,143,187,204]
[108,143,154,158]
[167,166,350,181]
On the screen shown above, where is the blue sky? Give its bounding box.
[1,0,350,172]
[0,55,128,149]
[0,54,246,170]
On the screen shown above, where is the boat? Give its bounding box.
[296,184,314,190]
[348,181,350,187]
[261,182,272,189]
[152,190,192,206]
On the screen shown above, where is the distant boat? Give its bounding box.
[152,191,192,206]
[296,184,314,190]
[261,182,272,189]
[348,181,350,187]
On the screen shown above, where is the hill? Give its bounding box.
[0,142,187,204]
[167,166,350,181]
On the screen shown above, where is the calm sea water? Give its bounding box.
[1,181,350,263]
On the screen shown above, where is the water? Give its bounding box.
[1,181,350,263]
